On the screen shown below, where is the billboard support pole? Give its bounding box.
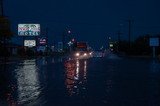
[149,37,159,59]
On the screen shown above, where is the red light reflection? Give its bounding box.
[64,59,87,96]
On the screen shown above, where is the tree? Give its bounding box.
[0,16,12,41]
[117,35,153,55]
[132,35,151,55]
[0,16,13,56]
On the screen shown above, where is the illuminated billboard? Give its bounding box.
[109,44,113,47]
[38,37,47,45]
[76,42,87,48]
[18,24,40,36]
[24,40,36,47]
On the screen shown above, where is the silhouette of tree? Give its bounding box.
[118,34,153,55]
[0,16,13,56]
[0,16,12,42]
[132,35,151,55]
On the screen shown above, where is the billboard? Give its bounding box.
[38,37,47,45]
[24,40,36,47]
[18,24,40,36]
[149,38,159,47]
[76,42,87,48]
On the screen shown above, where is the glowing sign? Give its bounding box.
[76,42,87,48]
[109,44,113,47]
[38,37,47,45]
[149,38,159,47]
[18,24,40,36]
[24,40,36,47]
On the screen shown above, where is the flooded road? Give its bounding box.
[0,56,160,106]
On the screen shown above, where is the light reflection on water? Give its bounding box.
[1,57,160,106]
[15,59,40,105]
[64,59,87,96]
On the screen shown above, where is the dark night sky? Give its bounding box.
[4,0,160,48]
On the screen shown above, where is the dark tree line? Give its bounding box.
[0,16,13,56]
[114,34,160,56]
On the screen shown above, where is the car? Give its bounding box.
[73,51,93,59]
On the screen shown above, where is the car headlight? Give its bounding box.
[84,53,87,56]
[76,53,80,56]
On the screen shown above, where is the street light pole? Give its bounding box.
[127,19,133,46]
[117,31,122,51]
[0,0,4,16]
[62,30,65,51]
[62,28,71,52]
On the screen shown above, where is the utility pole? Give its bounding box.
[127,19,132,46]
[0,0,4,16]
[117,31,123,52]
[62,30,65,51]
[127,19,134,46]
[62,28,71,52]
[117,31,122,43]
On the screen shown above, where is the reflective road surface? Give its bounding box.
[0,56,160,106]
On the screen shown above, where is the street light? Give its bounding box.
[68,30,71,34]
[62,28,73,52]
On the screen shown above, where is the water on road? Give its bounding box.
[0,56,160,106]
